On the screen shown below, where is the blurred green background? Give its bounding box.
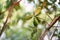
[0,0,60,40]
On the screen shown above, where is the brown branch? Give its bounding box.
[0,0,22,37]
[0,0,22,15]
[39,16,60,40]
[0,5,13,37]
[0,12,11,36]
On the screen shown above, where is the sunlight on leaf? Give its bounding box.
[34,7,41,16]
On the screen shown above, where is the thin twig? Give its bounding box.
[50,27,57,40]
[45,13,53,21]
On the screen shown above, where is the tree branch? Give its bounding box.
[0,0,22,37]
[39,16,60,40]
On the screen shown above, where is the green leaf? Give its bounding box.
[0,4,3,18]
[0,4,2,12]
[34,7,41,16]
[14,4,21,10]
[24,15,32,20]
[33,17,40,27]
[0,13,4,20]
[5,0,12,9]
[31,29,37,39]
[36,17,41,23]
[53,5,57,11]
[23,12,32,20]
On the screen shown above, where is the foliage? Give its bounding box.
[0,0,60,40]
